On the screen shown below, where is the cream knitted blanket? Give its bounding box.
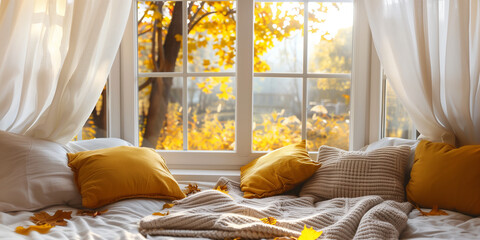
[139,177,412,239]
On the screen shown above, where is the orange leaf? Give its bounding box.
[162,203,175,210]
[174,34,182,42]
[260,217,277,225]
[183,183,201,196]
[30,210,72,226]
[77,209,108,218]
[153,211,170,216]
[415,205,448,216]
[203,59,211,67]
[15,224,53,235]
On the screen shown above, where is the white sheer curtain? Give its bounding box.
[0,0,131,143]
[364,0,480,146]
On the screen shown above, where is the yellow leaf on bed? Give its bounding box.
[298,225,322,240]
[153,211,169,216]
[30,210,72,226]
[215,185,229,195]
[183,183,201,196]
[260,217,277,225]
[415,205,448,216]
[15,224,53,235]
[162,203,175,210]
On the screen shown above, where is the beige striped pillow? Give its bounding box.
[300,145,411,202]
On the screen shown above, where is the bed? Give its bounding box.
[0,134,479,239]
[1,183,480,240]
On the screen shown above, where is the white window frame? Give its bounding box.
[108,0,382,170]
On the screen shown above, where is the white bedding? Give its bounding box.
[3,201,480,240]
[1,182,479,239]
[400,208,480,239]
[0,182,214,240]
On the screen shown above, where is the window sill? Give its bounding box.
[171,169,240,182]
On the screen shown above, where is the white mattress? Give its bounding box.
[400,208,480,239]
[2,188,479,240]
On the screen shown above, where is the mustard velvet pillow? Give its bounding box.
[240,140,321,198]
[68,146,185,209]
[406,140,480,216]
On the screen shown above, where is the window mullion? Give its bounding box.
[108,51,122,139]
[254,72,351,79]
[301,0,308,140]
[236,0,254,156]
[120,0,139,146]
[182,0,188,151]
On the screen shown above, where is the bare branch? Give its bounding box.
[188,12,214,33]
[188,2,205,30]
[152,18,157,71]
[139,78,153,91]
[138,27,152,36]
[188,8,236,33]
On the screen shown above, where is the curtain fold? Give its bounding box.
[0,0,131,143]
[364,0,480,146]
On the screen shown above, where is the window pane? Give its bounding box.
[139,77,183,149]
[307,78,350,151]
[82,84,107,140]
[308,2,353,73]
[187,1,236,73]
[254,2,304,73]
[384,80,415,139]
[187,77,236,150]
[253,78,302,151]
[138,1,183,73]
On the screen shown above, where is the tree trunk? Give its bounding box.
[142,2,183,148]
[92,87,107,138]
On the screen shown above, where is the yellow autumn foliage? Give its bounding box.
[137,102,349,151]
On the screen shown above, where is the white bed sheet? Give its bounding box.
[0,182,214,240]
[2,186,480,240]
[401,208,480,239]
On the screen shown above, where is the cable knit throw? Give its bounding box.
[139,177,412,239]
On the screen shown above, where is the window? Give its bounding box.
[134,0,353,154]
[382,77,416,139]
[137,1,237,150]
[115,0,397,168]
[74,83,108,141]
[253,1,352,151]
[75,0,416,169]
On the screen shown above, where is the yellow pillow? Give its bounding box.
[407,140,480,216]
[240,140,321,198]
[68,146,185,209]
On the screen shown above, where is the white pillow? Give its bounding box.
[65,137,133,153]
[0,131,81,211]
[300,145,411,202]
[0,131,133,212]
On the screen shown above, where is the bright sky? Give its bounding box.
[322,3,353,36]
